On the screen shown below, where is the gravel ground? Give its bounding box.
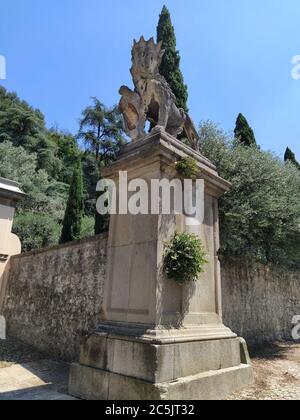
[228,342,300,400]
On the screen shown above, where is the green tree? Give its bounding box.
[0,140,68,218]
[200,121,300,269]
[234,113,257,147]
[0,87,45,149]
[157,5,188,111]
[78,98,125,163]
[0,86,79,182]
[60,158,84,244]
[78,98,126,234]
[0,140,69,251]
[48,129,79,183]
[13,213,61,253]
[284,147,300,170]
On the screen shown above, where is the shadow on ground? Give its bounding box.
[0,359,76,400]
[249,341,300,361]
[0,337,76,400]
[0,337,48,367]
[0,384,76,400]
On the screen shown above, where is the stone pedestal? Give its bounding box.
[69,129,253,400]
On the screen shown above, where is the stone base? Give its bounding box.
[69,363,253,401]
[68,331,253,400]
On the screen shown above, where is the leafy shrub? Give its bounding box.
[163,232,208,285]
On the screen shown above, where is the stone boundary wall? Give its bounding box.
[1,237,299,361]
[0,235,107,361]
[221,259,300,346]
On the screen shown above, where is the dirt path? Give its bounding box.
[228,342,300,400]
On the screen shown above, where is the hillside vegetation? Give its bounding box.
[0,87,112,251]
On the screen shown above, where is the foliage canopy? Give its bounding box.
[199,121,300,269]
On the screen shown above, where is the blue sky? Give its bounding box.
[0,0,299,159]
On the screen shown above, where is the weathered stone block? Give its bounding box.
[79,333,242,384]
[69,363,253,401]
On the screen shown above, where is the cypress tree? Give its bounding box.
[94,189,110,235]
[157,5,189,112]
[95,211,110,235]
[234,113,257,147]
[284,147,300,170]
[60,158,84,244]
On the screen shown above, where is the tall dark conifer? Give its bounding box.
[94,177,110,235]
[157,5,189,111]
[284,147,300,170]
[234,113,257,147]
[60,158,84,244]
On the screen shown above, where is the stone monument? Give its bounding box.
[69,37,253,400]
[0,177,24,311]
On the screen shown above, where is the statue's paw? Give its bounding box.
[151,125,166,133]
[168,126,184,137]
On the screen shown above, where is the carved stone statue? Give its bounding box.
[119,37,199,148]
